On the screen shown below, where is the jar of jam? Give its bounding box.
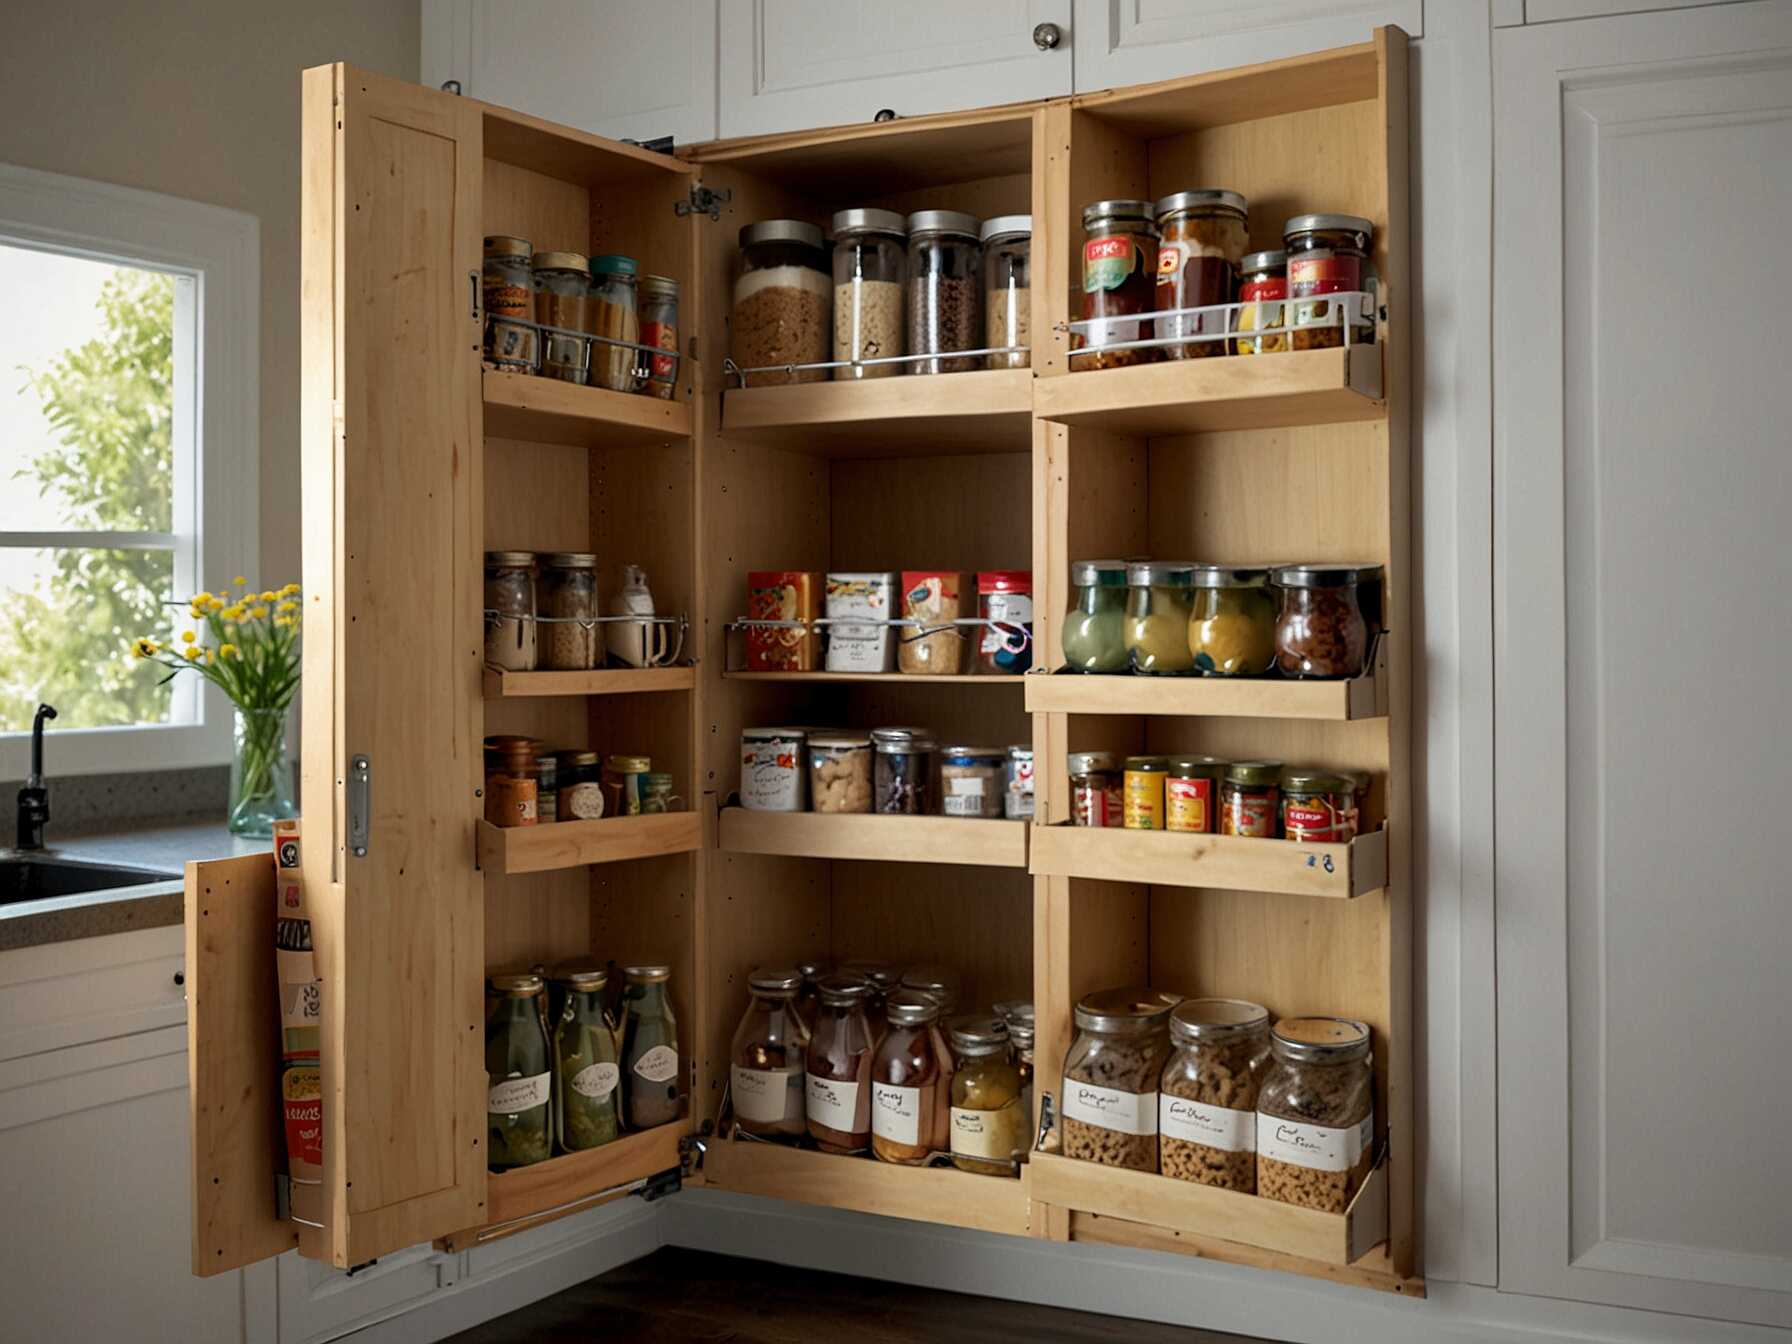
[1272,564,1376,679]
[1073,199,1158,371]
[1166,756,1225,834]
[1234,249,1288,355]
[1154,190,1247,359]
[1068,751,1123,827]
[1221,760,1282,838]
[1280,768,1358,843]
[1283,214,1374,350]
[1123,755,1168,830]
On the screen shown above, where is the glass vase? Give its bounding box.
[229,706,297,838]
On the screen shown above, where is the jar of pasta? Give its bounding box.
[1126,561,1197,674]
[1220,760,1282,837]
[806,974,876,1153]
[589,254,641,392]
[941,746,1005,819]
[808,733,872,813]
[1257,1017,1374,1212]
[1234,249,1288,355]
[730,967,808,1140]
[949,1015,1026,1177]
[1060,987,1180,1171]
[1062,560,1129,672]
[870,989,951,1164]
[832,208,907,379]
[981,215,1031,369]
[1122,755,1168,830]
[1154,189,1247,359]
[1160,998,1270,1191]
[554,968,620,1152]
[1166,756,1225,834]
[1074,200,1158,370]
[539,552,599,671]
[1188,564,1276,676]
[484,551,538,672]
[1280,768,1358,842]
[1284,214,1374,349]
[1068,751,1123,827]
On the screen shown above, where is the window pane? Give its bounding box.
[0,547,176,731]
[0,244,174,533]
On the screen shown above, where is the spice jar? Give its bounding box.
[1160,998,1270,1191]
[589,254,642,392]
[1221,760,1282,838]
[831,208,907,379]
[1068,750,1123,827]
[1188,564,1276,676]
[734,220,830,386]
[554,968,620,1152]
[870,989,952,1164]
[484,551,538,672]
[1060,987,1180,1171]
[558,751,604,821]
[805,974,876,1153]
[1284,214,1374,349]
[486,973,552,1169]
[730,967,808,1140]
[483,735,538,828]
[638,274,679,399]
[620,965,680,1130]
[1272,564,1375,679]
[483,235,534,368]
[872,726,936,814]
[535,751,558,824]
[1234,249,1288,355]
[1280,768,1358,843]
[640,773,681,813]
[603,754,651,817]
[898,570,968,674]
[1005,746,1035,821]
[1166,756,1225,834]
[906,210,982,375]
[1123,755,1168,831]
[1154,190,1247,359]
[1061,559,1129,672]
[741,727,807,812]
[1257,1017,1375,1212]
[949,1015,1026,1177]
[539,552,599,670]
[1126,561,1198,674]
[941,746,1006,819]
[533,251,592,383]
[808,733,872,813]
[1073,200,1158,371]
[981,215,1031,369]
[976,570,1032,674]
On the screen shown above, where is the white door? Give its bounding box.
[718,0,1072,138]
[424,0,719,147]
[1069,0,1420,92]
[1494,1,1792,1328]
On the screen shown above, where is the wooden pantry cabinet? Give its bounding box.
[185,31,1417,1299]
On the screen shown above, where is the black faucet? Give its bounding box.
[16,703,56,851]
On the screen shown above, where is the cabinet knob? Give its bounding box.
[441,79,463,95]
[873,108,897,123]
[173,971,185,987]
[1033,22,1062,51]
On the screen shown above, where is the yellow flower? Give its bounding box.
[250,606,270,620]
[189,591,213,608]
[274,615,296,629]
[280,583,301,597]
[202,648,216,664]
[180,630,197,644]
[234,576,248,586]
[219,642,240,659]
[130,637,160,658]
[183,645,203,661]
[277,599,300,614]
[221,604,247,622]
[259,590,278,602]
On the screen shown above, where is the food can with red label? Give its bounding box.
[1166,755,1226,833]
[1280,768,1358,843]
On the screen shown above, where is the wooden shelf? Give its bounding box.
[723,671,1024,686]
[1034,345,1383,436]
[484,665,697,698]
[720,367,1033,457]
[477,813,701,875]
[479,103,691,185]
[483,369,692,448]
[1029,824,1386,898]
[717,808,1027,869]
[1025,649,1386,721]
[702,1136,1032,1237]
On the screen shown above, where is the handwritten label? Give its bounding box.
[1059,1078,1156,1136]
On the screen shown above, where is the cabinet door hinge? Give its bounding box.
[675,185,732,221]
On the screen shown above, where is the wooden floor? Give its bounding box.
[446,1246,1272,1343]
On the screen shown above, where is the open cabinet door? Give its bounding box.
[299,64,487,1266]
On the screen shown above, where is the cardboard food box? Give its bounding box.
[746,570,820,671]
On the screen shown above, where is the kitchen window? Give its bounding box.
[0,164,258,778]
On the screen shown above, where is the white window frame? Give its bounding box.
[0,163,258,779]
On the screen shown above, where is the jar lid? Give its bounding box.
[1225,759,1283,787]
[543,551,597,569]
[535,751,558,766]
[979,214,1032,243]
[1007,745,1033,760]
[489,972,544,995]
[1169,996,1270,1045]
[554,966,609,990]
[1271,563,1378,588]
[808,732,870,751]
[977,570,1030,594]
[831,207,906,237]
[898,965,960,1006]
[1008,1021,1035,1048]
[1189,563,1268,589]
[739,219,825,251]
[1070,559,1128,587]
[995,1001,1034,1027]
[639,274,679,299]
[485,550,538,568]
[816,972,872,1005]
[564,750,599,766]
[1280,767,1355,793]
[590,254,637,277]
[531,250,588,272]
[906,209,979,239]
[1123,755,1168,772]
[623,964,671,983]
[1154,189,1247,220]
[840,960,900,991]
[743,725,807,742]
[871,726,936,753]
[883,988,941,1027]
[1241,249,1287,273]
[795,959,829,981]
[607,754,651,773]
[643,771,674,787]
[748,966,802,993]
[942,745,1006,763]
[1081,199,1154,228]
[1073,986,1180,1034]
[484,235,532,259]
[1066,750,1120,775]
[948,1013,1010,1057]
[1283,213,1374,243]
[1272,1015,1372,1064]
[1167,755,1226,779]
[1126,561,1197,587]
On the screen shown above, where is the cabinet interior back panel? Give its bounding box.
[484,157,590,255]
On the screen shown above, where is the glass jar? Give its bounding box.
[483,236,534,368]
[1060,987,1180,1171]
[1061,560,1129,672]
[1280,768,1358,843]
[898,964,961,1017]
[1002,1003,1037,1151]
[533,251,592,383]
[603,754,651,817]
[1073,199,1158,371]
[981,215,1031,369]
[1154,190,1248,359]
[589,254,641,392]
[484,551,538,672]
[554,968,620,1152]
[539,551,599,670]
[1125,561,1198,674]
[734,220,830,386]
[842,961,901,1039]
[1257,1017,1375,1212]
[558,750,604,821]
[1220,760,1282,838]
[805,974,875,1153]
[620,965,680,1131]
[1165,755,1225,834]
[897,570,968,675]
[1188,564,1276,676]
[871,726,935,815]
[1005,745,1035,820]
[1284,214,1374,350]
[638,273,679,399]
[949,1015,1026,1177]
[808,733,872,813]
[1160,998,1271,1192]
[742,727,807,812]
[1068,750,1123,827]
[1122,755,1168,831]
[486,973,552,1169]
[793,959,830,1037]
[1346,768,1372,838]
[483,735,538,828]
[976,570,1032,674]
[1234,249,1288,356]
[1272,564,1375,679]
[831,208,907,379]
[730,967,808,1140]
[906,210,982,375]
[870,989,951,1164]
[640,772,681,813]
[535,751,558,824]
[940,746,1006,819]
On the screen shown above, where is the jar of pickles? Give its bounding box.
[1234,249,1288,355]
[981,215,1031,369]
[1284,214,1374,349]
[948,1015,1026,1177]
[1154,190,1247,359]
[539,552,599,671]
[554,968,620,1152]
[1074,200,1158,371]
[1221,760,1282,838]
[1280,768,1358,842]
[1062,559,1129,672]
[1068,750,1123,827]
[872,726,935,814]
[486,973,552,1169]
[1272,564,1374,679]
[809,733,872,813]
[1188,564,1276,676]
[1126,561,1197,674]
[730,967,808,1140]
[1123,755,1168,830]
[831,207,907,379]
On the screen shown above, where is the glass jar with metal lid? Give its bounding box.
[638,274,679,400]
[1068,750,1123,827]
[1280,767,1358,843]
[554,967,620,1152]
[898,963,961,1016]
[808,732,871,813]
[538,552,599,670]
[558,750,604,821]
[806,973,876,1153]
[1060,987,1181,1171]
[1062,559,1129,672]
[483,235,535,369]
[1074,199,1158,371]
[1220,760,1283,838]
[831,207,907,380]
[940,745,1006,819]
[588,254,641,392]
[1283,214,1374,349]
[1272,563,1375,679]
[980,215,1031,369]
[1000,1002,1037,1147]
[871,726,936,815]
[949,1015,1025,1177]
[1123,755,1169,830]
[620,964,680,1130]
[841,961,901,1037]
[792,959,830,1036]
[486,972,552,1169]
[1125,561,1198,674]
[1234,249,1288,355]
[734,220,830,386]
[906,210,982,375]
[870,988,951,1164]
[640,772,681,813]
[483,735,539,829]
[1188,564,1276,676]
[533,251,592,383]
[1159,997,1271,1191]
[730,967,809,1140]
[484,551,538,672]
[1257,1017,1375,1212]
[1155,190,1248,359]
[603,754,652,817]
[1166,755,1226,834]
[534,750,558,824]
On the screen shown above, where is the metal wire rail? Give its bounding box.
[722,344,1029,387]
[485,312,683,385]
[1060,289,1377,357]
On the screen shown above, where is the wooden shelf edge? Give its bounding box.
[478,812,702,875]
[1023,658,1384,721]
[724,671,1025,686]
[717,809,1028,869]
[483,369,692,445]
[1028,824,1386,899]
[721,367,1033,434]
[484,665,698,698]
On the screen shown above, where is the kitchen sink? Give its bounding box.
[0,854,176,905]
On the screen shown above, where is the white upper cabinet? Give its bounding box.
[717,0,1071,138]
[1070,0,1420,92]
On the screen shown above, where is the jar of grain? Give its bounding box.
[1125,561,1198,674]
[734,220,830,386]
[638,274,679,399]
[940,746,1006,819]
[1154,189,1248,359]
[906,210,982,375]
[831,208,906,380]
[1073,200,1158,371]
[539,552,599,670]
[948,1015,1026,1176]
[741,727,806,812]
[483,551,538,672]
[533,251,592,383]
[1160,998,1270,1192]
[808,733,872,814]
[1060,987,1180,1171]
[559,751,605,821]
[1284,214,1374,349]
[871,726,935,815]
[1257,1017,1375,1213]
[981,215,1030,369]
[589,254,641,393]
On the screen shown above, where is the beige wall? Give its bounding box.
[0,0,419,584]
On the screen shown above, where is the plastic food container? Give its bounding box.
[871,726,936,814]
[808,733,872,813]
[981,215,1031,369]
[1271,564,1376,679]
[832,208,907,379]
[1062,560,1129,672]
[1154,190,1248,359]
[824,571,897,673]
[740,727,807,812]
[940,746,1006,819]
[1188,564,1276,676]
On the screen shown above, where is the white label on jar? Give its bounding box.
[806,1074,862,1129]
[1060,1078,1156,1136]
[487,1072,551,1115]
[951,1105,1017,1161]
[1160,1096,1254,1152]
[562,780,605,821]
[571,1062,619,1101]
[732,1065,802,1124]
[871,1082,922,1146]
[740,736,804,811]
[632,1045,679,1084]
[979,592,1033,654]
[1256,1111,1371,1172]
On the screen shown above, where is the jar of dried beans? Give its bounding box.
[539,552,599,670]
[730,967,808,1140]
[1257,1017,1375,1213]
[906,210,982,375]
[734,220,830,386]
[1272,564,1375,679]
[1160,998,1271,1192]
[981,215,1031,369]
[1284,214,1374,349]
[831,208,906,379]
[1074,199,1158,371]
[1059,987,1180,1171]
[806,974,876,1153]
[1154,189,1247,359]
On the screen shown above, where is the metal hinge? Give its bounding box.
[675,185,732,221]
[347,755,371,857]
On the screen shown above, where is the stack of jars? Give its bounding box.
[739,725,1032,821]
[482,735,679,828]
[1067,752,1368,841]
